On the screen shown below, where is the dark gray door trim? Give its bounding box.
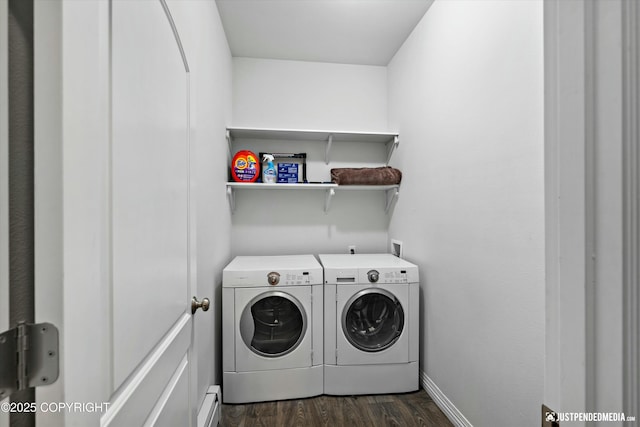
[8,0,35,425]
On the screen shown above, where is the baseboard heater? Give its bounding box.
[197,386,221,427]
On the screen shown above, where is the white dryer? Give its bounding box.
[222,255,323,403]
[319,253,419,395]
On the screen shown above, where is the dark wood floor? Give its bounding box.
[221,390,454,427]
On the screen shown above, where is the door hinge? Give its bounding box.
[0,322,59,400]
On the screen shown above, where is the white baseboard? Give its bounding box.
[420,370,473,427]
[197,386,221,427]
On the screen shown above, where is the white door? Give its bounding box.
[32,1,201,426]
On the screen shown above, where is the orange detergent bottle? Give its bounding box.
[231,150,259,182]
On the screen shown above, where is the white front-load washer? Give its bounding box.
[222,255,323,403]
[319,253,419,395]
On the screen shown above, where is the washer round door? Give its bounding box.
[239,291,307,357]
[342,288,405,352]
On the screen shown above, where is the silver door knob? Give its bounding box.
[191,296,210,314]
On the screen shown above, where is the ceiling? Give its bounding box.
[215,0,434,66]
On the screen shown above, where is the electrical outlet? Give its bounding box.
[391,239,403,258]
[348,245,356,255]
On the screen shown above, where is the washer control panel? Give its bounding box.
[266,271,312,286]
[380,270,408,283]
[384,270,409,283]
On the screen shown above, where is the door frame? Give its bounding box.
[544,0,639,420]
[33,1,111,425]
[620,0,640,419]
[0,1,9,424]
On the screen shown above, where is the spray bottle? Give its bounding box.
[262,154,277,183]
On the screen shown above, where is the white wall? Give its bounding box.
[167,0,233,400]
[233,58,387,131]
[387,1,544,426]
[231,58,390,256]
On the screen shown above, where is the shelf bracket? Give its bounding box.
[385,188,399,214]
[226,130,233,165]
[386,135,399,165]
[226,186,235,214]
[324,188,335,213]
[325,134,333,164]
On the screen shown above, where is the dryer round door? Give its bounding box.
[239,291,307,357]
[342,288,405,352]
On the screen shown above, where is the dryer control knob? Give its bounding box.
[267,272,280,286]
[367,270,379,283]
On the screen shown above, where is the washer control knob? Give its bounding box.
[267,272,280,286]
[367,270,379,283]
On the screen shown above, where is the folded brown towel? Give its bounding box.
[331,166,402,185]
